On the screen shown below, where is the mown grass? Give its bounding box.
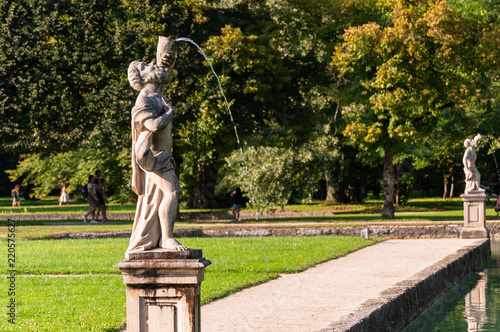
[0,196,472,216]
[0,236,381,331]
[1,208,500,241]
[0,224,211,241]
[0,197,134,215]
[0,237,382,276]
[1,276,126,332]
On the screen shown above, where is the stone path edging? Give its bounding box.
[322,239,490,332]
[38,224,500,240]
[175,225,465,239]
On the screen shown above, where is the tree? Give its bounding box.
[6,147,131,201]
[0,0,135,152]
[173,1,331,207]
[331,0,500,216]
[0,0,225,199]
[216,126,341,212]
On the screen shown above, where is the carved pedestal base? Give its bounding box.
[460,192,489,239]
[115,249,211,332]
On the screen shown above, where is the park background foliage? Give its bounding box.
[1,0,500,216]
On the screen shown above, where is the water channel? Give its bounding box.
[403,239,500,332]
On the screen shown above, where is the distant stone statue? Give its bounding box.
[126,37,189,257]
[463,134,483,194]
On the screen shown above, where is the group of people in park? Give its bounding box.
[11,183,70,207]
[83,170,109,223]
[10,171,110,223]
[10,180,247,222]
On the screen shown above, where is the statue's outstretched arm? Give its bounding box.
[143,109,174,133]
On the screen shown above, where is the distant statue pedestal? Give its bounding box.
[460,191,489,239]
[115,250,211,332]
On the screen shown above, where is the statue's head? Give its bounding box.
[143,64,169,85]
[128,62,169,91]
[464,139,471,148]
[128,61,148,91]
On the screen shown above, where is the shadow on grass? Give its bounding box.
[403,199,463,211]
[105,325,126,332]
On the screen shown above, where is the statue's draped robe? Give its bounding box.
[463,147,480,193]
[127,89,179,253]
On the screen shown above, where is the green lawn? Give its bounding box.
[0,236,381,331]
[0,196,471,216]
[1,207,499,241]
[0,196,135,215]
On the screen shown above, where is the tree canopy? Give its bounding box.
[2,0,500,213]
[331,0,500,216]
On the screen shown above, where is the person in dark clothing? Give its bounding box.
[231,187,244,221]
[11,184,21,207]
[93,170,110,222]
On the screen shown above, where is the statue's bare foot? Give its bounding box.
[162,238,190,251]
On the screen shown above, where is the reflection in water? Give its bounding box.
[404,239,500,332]
[403,270,483,331]
[464,271,488,331]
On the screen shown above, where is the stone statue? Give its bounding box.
[463,134,483,194]
[125,37,189,258]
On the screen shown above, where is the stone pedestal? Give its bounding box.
[115,249,211,332]
[460,191,489,238]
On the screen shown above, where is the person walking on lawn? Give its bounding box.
[83,175,100,223]
[11,184,21,207]
[96,178,110,223]
[59,182,69,206]
[231,187,244,221]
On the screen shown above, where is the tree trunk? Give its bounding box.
[324,174,336,204]
[189,164,221,209]
[324,179,350,203]
[382,145,395,218]
[449,176,454,199]
[395,162,401,206]
[324,161,346,204]
[443,179,448,200]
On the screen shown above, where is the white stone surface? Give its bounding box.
[126,36,188,257]
[461,192,488,238]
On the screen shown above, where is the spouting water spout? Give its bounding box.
[175,37,257,219]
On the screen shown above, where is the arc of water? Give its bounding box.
[175,37,258,220]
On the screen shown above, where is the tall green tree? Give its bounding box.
[216,126,342,212]
[1,0,225,199]
[331,0,500,216]
[172,1,337,207]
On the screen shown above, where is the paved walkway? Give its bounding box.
[201,238,484,332]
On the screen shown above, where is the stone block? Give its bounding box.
[460,193,489,239]
[116,249,211,332]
